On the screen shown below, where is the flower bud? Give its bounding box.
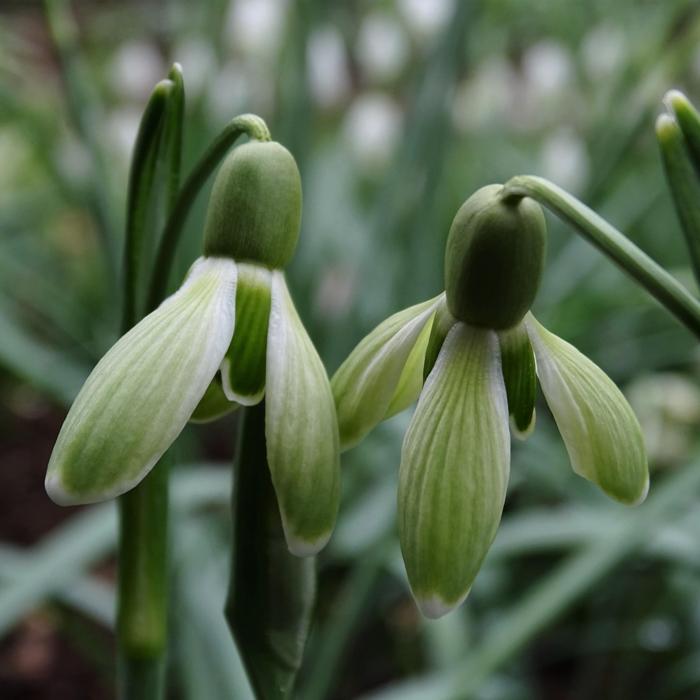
[203,141,302,268]
[444,184,546,329]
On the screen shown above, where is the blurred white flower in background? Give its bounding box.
[174,39,216,100]
[109,40,165,102]
[307,26,351,110]
[342,92,402,171]
[627,373,700,467]
[356,11,409,83]
[521,40,574,100]
[225,0,289,57]
[581,24,626,82]
[104,108,142,163]
[539,127,590,193]
[451,57,516,132]
[397,0,455,42]
[206,59,274,125]
[314,265,356,319]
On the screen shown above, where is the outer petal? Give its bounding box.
[221,262,272,405]
[46,257,237,504]
[331,294,443,450]
[265,271,340,556]
[398,323,510,618]
[526,315,649,505]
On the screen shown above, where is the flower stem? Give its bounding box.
[225,403,316,700]
[117,463,169,699]
[146,114,271,311]
[502,175,700,339]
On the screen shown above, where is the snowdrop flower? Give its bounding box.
[46,140,340,556]
[332,184,648,617]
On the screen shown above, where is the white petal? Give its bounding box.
[526,314,649,505]
[265,271,340,555]
[46,257,237,504]
[398,322,510,618]
[331,294,443,450]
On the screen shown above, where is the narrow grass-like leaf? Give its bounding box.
[656,112,700,288]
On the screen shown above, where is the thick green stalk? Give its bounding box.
[502,175,700,339]
[225,404,316,700]
[117,464,169,699]
[147,114,271,310]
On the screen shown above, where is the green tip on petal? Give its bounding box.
[265,272,340,555]
[221,262,272,405]
[399,322,510,617]
[331,295,443,450]
[46,257,237,504]
[526,314,649,505]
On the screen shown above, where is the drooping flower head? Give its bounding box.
[46,139,340,557]
[332,184,648,617]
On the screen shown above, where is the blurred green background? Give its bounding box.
[3,0,700,698]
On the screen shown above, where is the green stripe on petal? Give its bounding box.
[398,323,510,618]
[265,271,340,556]
[422,296,457,380]
[331,294,443,450]
[46,257,237,504]
[526,315,649,505]
[221,262,272,405]
[498,322,537,438]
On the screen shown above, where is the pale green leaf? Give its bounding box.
[526,314,649,505]
[46,257,237,504]
[398,322,510,618]
[265,272,340,555]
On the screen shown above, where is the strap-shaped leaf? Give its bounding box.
[399,323,510,618]
[265,271,340,556]
[526,315,649,505]
[498,322,537,438]
[221,262,272,405]
[331,295,443,450]
[46,257,237,504]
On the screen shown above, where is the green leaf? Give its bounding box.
[46,258,237,504]
[498,322,537,437]
[664,89,700,175]
[221,263,272,405]
[526,314,649,505]
[656,111,700,289]
[265,272,340,555]
[331,295,442,450]
[398,322,510,618]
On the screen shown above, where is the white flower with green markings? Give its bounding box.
[46,140,340,557]
[332,184,648,618]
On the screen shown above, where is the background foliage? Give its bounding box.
[2,0,700,697]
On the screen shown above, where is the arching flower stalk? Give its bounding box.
[45,139,340,557]
[332,185,649,618]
